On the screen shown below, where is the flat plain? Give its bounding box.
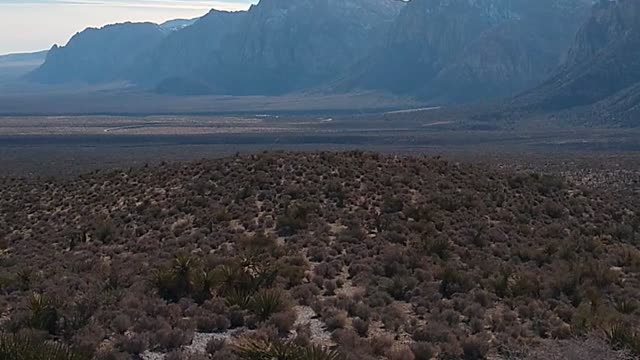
[1,115,640,177]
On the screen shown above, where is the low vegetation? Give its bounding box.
[0,151,639,359]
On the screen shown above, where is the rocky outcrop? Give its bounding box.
[515,0,640,126]
[343,0,592,102]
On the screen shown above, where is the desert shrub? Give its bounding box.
[323,280,338,296]
[155,327,193,351]
[116,333,148,356]
[269,310,297,335]
[371,335,395,356]
[352,318,369,338]
[386,276,418,301]
[386,345,415,360]
[409,342,434,360]
[206,338,226,356]
[111,315,131,334]
[324,311,348,331]
[196,315,230,333]
[439,268,471,298]
[382,196,404,214]
[276,202,317,235]
[420,236,451,260]
[543,201,565,219]
[462,337,489,360]
[95,221,115,243]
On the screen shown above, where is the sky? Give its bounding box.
[0,0,257,55]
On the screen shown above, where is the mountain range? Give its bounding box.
[21,0,640,126]
[0,50,47,82]
[514,0,640,126]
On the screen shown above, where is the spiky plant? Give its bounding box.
[192,270,218,304]
[233,339,299,360]
[250,290,287,321]
[604,322,640,354]
[16,269,34,291]
[299,346,343,360]
[29,293,59,334]
[216,264,252,297]
[224,289,254,309]
[233,339,342,360]
[152,268,177,301]
[172,255,196,297]
[0,334,90,360]
[615,299,639,315]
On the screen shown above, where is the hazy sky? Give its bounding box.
[0,0,257,55]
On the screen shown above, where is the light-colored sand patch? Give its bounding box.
[292,305,334,347]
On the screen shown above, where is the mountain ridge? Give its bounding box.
[513,0,640,126]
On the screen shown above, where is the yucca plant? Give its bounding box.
[16,269,34,291]
[29,293,59,335]
[171,255,197,297]
[250,290,287,321]
[215,264,251,297]
[615,299,639,315]
[216,263,277,297]
[299,346,343,360]
[233,339,342,360]
[191,270,218,304]
[0,334,90,360]
[224,289,254,309]
[152,268,177,301]
[604,322,640,354]
[234,339,299,360]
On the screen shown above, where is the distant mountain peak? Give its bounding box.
[159,18,199,32]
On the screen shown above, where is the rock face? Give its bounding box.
[29,0,596,102]
[130,9,247,94]
[342,0,592,102]
[30,22,169,84]
[211,0,402,95]
[518,0,640,121]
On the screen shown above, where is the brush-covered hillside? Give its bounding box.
[0,152,639,360]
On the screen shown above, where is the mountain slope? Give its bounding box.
[152,0,404,95]
[341,0,591,102]
[0,50,48,83]
[130,9,246,94]
[504,0,640,127]
[517,0,640,118]
[30,22,169,84]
